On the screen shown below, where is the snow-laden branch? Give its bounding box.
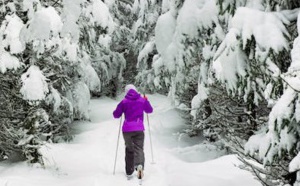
[277,8,300,22]
[119,0,134,6]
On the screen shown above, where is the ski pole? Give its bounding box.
[146,110,155,164]
[113,115,122,175]
[143,93,155,164]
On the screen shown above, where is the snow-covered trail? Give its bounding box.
[0,94,261,186]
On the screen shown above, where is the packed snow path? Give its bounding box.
[0,94,260,186]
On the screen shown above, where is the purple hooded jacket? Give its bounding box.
[113,89,153,132]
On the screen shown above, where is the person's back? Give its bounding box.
[114,89,152,132]
[113,84,153,180]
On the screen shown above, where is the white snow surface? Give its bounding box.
[0,94,260,186]
[22,6,63,54]
[90,0,115,34]
[81,62,101,93]
[231,7,289,53]
[0,50,22,73]
[2,14,25,54]
[46,87,62,113]
[61,0,83,42]
[66,81,90,120]
[137,40,155,68]
[161,0,170,13]
[155,11,176,55]
[25,7,63,41]
[20,65,49,101]
[290,152,300,172]
[177,0,218,38]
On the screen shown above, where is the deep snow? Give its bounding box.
[0,94,261,186]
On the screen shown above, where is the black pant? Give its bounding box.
[123,131,145,175]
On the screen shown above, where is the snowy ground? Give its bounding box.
[0,94,261,186]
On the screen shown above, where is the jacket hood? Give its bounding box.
[125,89,140,100]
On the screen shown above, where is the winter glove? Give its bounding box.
[143,94,148,100]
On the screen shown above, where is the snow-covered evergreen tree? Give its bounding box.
[134,0,300,184]
[3,1,300,185]
[0,0,121,163]
[128,0,162,92]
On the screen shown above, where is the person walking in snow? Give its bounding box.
[113,84,153,180]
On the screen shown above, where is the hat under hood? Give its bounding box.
[125,84,137,93]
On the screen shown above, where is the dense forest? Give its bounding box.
[1,0,300,185]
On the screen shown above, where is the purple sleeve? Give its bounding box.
[144,100,153,114]
[113,101,123,118]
